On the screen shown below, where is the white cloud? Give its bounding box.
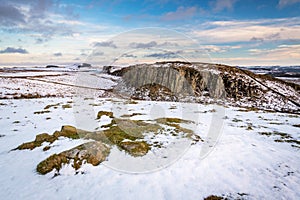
[201,45,241,53]
[278,0,300,8]
[193,18,300,44]
[221,44,300,66]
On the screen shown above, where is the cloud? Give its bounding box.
[201,45,241,53]
[159,42,179,47]
[211,0,238,12]
[0,1,80,40]
[35,38,49,44]
[250,37,264,42]
[0,47,28,54]
[0,2,26,26]
[278,0,300,8]
[129,41,179,49]
[161,6,197,21]
[129,41,158,48]
[145,50,182,59]
[93,41,117,48]
[53,52,62,57]
[91,51,104,56]
[193,18,300,44]
[29,0,54,19]
[251,44,300,55]
[122,53,137,58]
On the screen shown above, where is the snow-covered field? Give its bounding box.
[0,97,299,199]
[0,68,299,199]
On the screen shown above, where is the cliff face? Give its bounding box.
[106,62,299,113]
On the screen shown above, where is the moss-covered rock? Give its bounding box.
[204,195,224,200]
[14,126,85,151]
[16,114,202,175]
[62,104,72,109]
[97,111,113,119]
[37,153,68,175]
[36,141,110,175]
[15,133,57,150]
[103,125,138,144]
[35,133,57,143]
[55,125,80,139]
[119,141,150,157]
[16,141,37,150]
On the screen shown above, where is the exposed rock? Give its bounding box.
[204,195,224,200]
[15,116,202,174]
[62,104,72,109]
[36,141,110,175]
[37,153,68,175]
[15,133,57,150]
[96,111,114,119]
[35,133,57,143]
[54,125,80,139]
[15,126,86,151]
[34,110,51,114]
[132,83,178,101]
[119,141,150,157]
[110,61,300,113]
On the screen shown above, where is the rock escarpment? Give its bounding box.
[105,61,299,113]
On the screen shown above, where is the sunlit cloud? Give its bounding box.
[193,18,300,44]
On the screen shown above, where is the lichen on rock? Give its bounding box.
[119,141,150,157]
[36,141,110,174]
[15,113,202,175]
[96,111,114,119]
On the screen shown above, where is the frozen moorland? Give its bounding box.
[0,64,299,200]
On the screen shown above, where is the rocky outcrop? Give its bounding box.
[110,61,300,113]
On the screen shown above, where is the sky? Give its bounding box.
[0,0,300,67]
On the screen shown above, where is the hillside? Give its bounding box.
[104,61,300,114]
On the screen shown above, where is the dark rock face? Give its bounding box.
[222,73,259,99]
[114,63,226,101]
[174,65,225,98]
[122,66,194,97]
[132,83,178,101]
[111,62,300,113]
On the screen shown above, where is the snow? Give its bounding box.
[0,65,299,199]
[0,71,66,77]
[0,97,299,199]
[0,71,117,99]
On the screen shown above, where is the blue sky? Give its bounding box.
[0,0,300,66]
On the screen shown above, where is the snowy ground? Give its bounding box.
[0,96,299,200]
[0,68,116,99]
